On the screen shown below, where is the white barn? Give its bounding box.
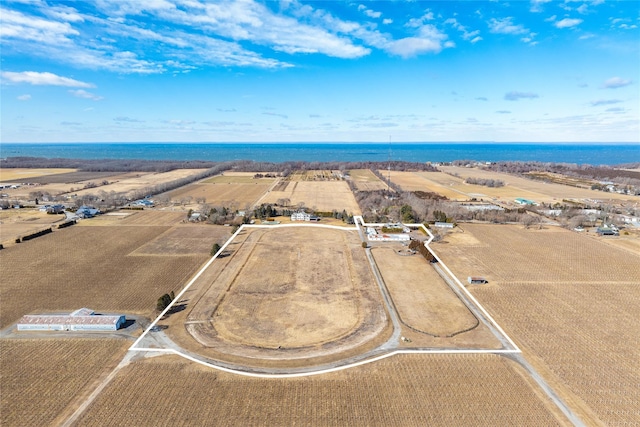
[17,308,126,331]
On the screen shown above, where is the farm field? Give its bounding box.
[2,170,124,185]
[349,169,388,191]
[167,174,275,208]
[74,353,569,426]
[382,170,467,200]
[261,180,361,214]
[0,338,129,427]
[0,209,65,247]
[0,168,77,182]
[432,224,640,425]
[371,246,479,338]
[131,224,232,255]
[439,165,637,204]
[164,226,388,366]
[0,224,210,328]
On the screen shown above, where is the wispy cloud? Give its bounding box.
[114,116,144,122]
[358,4,381,19]
[17,94,31,101]
[262,112,288,119]
[69,89,103,100]
[496,110,512,114]
[589,99,622,106]
[603,77,632,89]
[386,25,449,57]
[488,17,529,35]
[504,91,539,101]
[530,0,552,13]
[1,71,94,87]
[554,18,583,28]
[475,97,488,101]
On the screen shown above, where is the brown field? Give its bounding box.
[74,353,569,426]
[0,209,65,246]
[371,247,478,337]
[116,210,186,226]
[382,170,467,200]
[2,171,123,185]
[0,224,209,328]
[349,169,388,191]
[432,224,640,425]
[202,172,276,184]
[0,338,129,427]
[0,168,77,181]
[168,181,274,207]
[261,180,361,214]
[439,165,637,204]
[163,226,388,366]
[131,224,232,255]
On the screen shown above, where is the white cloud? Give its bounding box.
[405,10,434,28]
[382,18,393,25]
[603,77,632,89]
[114,116,144,122]
[530,0,552,13]
[1,71,94,87]
[69,89,103,100]
[17,94,31,101]
[470,36,483,44]
[488,17,529,35]
[504,91,539,101]
[358,5,381,19]
[554,18,583,28]
[387,25,449,57]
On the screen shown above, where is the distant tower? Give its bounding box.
[387,136,392,196]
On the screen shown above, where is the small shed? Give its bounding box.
[467,276,488,284]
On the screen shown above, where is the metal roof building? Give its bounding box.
[17,308,126,331]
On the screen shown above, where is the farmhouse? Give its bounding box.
[16,308,126,331]
[290,210,320,221]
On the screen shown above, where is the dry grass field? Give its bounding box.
[262,180,361,214]
[0,338,129,427]
[0,168,77,181]
[439,165,637,204]
[0,224,209,328]
[170,226,388,365]
[131,224,232,255]
[73,353,569,426]
[0,209,65,246]
[349,169,388,191]
[371,247,477,337]
[167,180,274,207]
[433,224,640,426]
[382,170,467,199]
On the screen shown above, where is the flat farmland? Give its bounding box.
[168,179,274,207]
[262,180,361,214]
[177,226,388,365]
[1,338,129,427]
[201,172,276,184]
[0,209,65,246]
[116,210,186,226]
[382,170,466,199]
[0,225,209,328]
[0,168,76,181]
[74,353,569,426]
[349,169,388,191]
[439,165,637,203]
[371,247,478,337]
[131,224,232,255]
[437,225,640,283]
[432,224,640,425]
[3,171,123,185]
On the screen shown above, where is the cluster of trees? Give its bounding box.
[1,157,222,173]
[463,177,505,187]
[157,291,175,311]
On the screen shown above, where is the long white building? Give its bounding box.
[17,308,126,331]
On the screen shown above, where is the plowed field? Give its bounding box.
[73,353,569,426]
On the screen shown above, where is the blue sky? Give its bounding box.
[1,0,638,143]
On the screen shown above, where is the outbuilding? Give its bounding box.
[17,308,126,331]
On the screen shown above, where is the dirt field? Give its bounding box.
[0,168,77,181]
[371,247,478,337]
[131,224,232,255]
[0,338,129,427]
[165,226,388,366]
[261,180,361,214]
[383,170,468,200]
[0,209,65,246]
[432,224,640,425]
[0,224,210,328]
[73,353,569,426]
[348,169,388,191]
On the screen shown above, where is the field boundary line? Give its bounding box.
[131,218,520,374]
[130,347,520,379]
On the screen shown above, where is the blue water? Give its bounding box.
[1,143,638,165]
